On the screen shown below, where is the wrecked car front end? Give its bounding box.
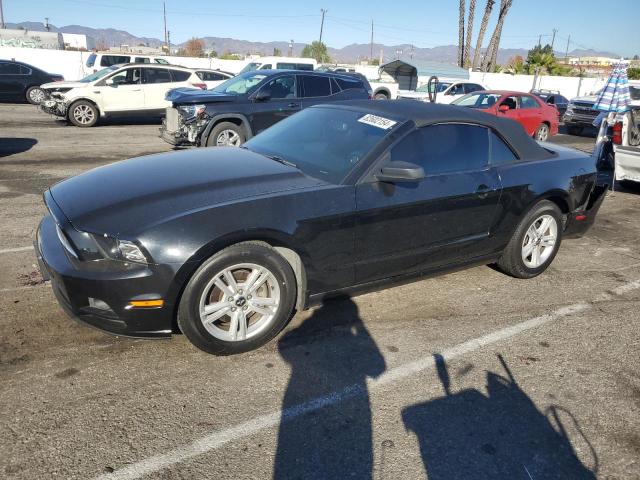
[40,91,69,118]
[160,103,209,146]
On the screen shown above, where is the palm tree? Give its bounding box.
[463,0,476,67]
[472,0,495,71]
[482,0,513,72]
[458,0,466,67]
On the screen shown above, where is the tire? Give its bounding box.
[374,92,389,100]
[566,126,583,136]
[205,121,246,147]
[534,123,550,142]
[26,86,45,105]
[68,100,99,127]
[495,200,563,279]
[177,243,296,355]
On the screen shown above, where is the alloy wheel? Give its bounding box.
[198,263,280,341]
[73,105,95,125]
[536,124,549,141]
[521,214,558,268]
[29,88,45,104]
[216,129,241,147]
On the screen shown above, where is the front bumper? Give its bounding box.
[563,111,598,128]
[159,120,194,147]
[35,215,175,338]
[40,98,67,117]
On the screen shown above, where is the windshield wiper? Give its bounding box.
[263,153,297,168]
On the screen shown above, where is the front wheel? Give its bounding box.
[205,121,246,147]
[177,243,296,355]
[26,86,45,105]
[68,100,98,127]
[495,200,563,279]
[374,92,389,100]
[534,123,550,142]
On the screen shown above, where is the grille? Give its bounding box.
[165,107,180,133]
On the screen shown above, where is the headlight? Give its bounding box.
[59,227,150,264]
[117,240,147,263]
[178,104,206,121]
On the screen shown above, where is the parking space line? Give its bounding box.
[96,278,640,480]
[0,246,33,254]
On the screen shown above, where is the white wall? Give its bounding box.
[469,71,607,99]
[0,46,248,80]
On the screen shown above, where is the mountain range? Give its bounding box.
[5,21,620,64]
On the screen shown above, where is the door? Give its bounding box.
[300,74,333,108]
[141,67,174,110]
[98,67,144,112]
[354,123,501,284]
[518,95,544,135]
[440,83,466,104]
[0,62,28,100]
[249,74,300,133]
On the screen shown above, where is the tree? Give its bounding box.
[184,37,205,57]
[472,0,494,70]
[628,67,640,80]
[96,39,109,51]
[503,55,525,74]
[525,44,556,74]
[370,58,380,66]
[458,0,466,67]
[273,47,282,56]
[633,55,639,61]
[463,0,476,67]
[208,50,218,58]
[482,0,513,72]
[301,41,331,63]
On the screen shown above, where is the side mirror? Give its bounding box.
[254,89,271,102]
[498,104,510,113]
[376,161,425,183]
[105,78,115,86]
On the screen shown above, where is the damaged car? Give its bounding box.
[160,70,372,147]
[40,64,205,127]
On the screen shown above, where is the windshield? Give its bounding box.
[238,62,262,75]
[212,71,267,95]
[80,66,119,83]
[416,82,452,93]
[244,107,396,183]
[452,92,502,109]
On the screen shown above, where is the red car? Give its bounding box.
[452,90,559,141]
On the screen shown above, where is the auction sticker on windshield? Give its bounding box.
[358,114,397,130]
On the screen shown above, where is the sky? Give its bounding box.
[4,0,639,57]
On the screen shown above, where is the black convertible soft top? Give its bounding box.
[320,100,555,161]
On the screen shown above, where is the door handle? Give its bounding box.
[287,102,299,108]
[476,184,491,199]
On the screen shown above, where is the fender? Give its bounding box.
[199,113,254,146]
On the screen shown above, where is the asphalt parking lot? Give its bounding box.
[1,103,639,480]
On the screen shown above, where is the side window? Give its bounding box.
[520,95,539,109]
[134,57,151,64]
[295,63,314,71]
[302,75,331,98]
[200,72,224,81]
[18,65,32,75]
[330,77,342,94]
[489,131,518,165]
[464,83,483,94]
[0,62,21,74]
[142,68,172,84]
[86,53,97,68]
[263,75,296,99]
[170,70,191,82]
[100,55,130,67]
[259,64,272,70]
[556,95,568,104]
[336,77,360,91]
[500,96,518,110]
[107,68,141,85]
[391,124,489,174]
[448,84,464,95]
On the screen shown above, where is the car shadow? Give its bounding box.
[274,297,386,479]
[402,354,598,480]
[0,138,37,157]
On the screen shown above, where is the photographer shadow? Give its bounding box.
[402,354,598,480]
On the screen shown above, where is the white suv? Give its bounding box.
[397,79,485,104]
[40,64,205,127]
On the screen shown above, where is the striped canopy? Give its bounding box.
[593,62,631,113]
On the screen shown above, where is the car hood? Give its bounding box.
[41,80,87,90]
[49,147,326,236]
[166,88,237,105]
[569,95,598,104]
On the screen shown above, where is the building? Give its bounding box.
[61,33,96,51]
[0,28,63,49]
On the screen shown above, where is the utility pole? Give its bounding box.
[370,19,373,61]
[288,39,293,57]
[163,2,168,52]
[551,28,558,50]
[167,30,171,53]
[564,34,571,61]
[0,0,5,30]
[319,9,327,44]
[538,34,542,47]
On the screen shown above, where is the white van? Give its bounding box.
[84,52,170,75]
[238,57,317,74]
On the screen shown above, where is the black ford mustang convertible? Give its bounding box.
[36,101,608,354]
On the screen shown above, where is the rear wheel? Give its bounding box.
[26,86,45,105]
[534,123,550,142]
[205,121,245,147]
[495,200,563,279]
[374,92,389,100]
[177,243,296,355]
[68,100,98,127]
